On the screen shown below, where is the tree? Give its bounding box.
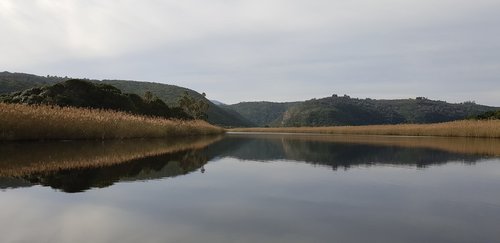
[144,91,153,102]
[178,91,209,120]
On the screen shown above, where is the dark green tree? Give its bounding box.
[178,91,209,120]
[144,91,153,102]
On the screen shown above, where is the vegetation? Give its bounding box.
[473,110,500,120]
[227,96,498,127]
[178,91,210,120]
[100,80,254,127]
[0,103,224,141]
[0,72,254,127]
[230,120,500,138]
[0,79,192,119]
[2,72,498,127]
[0,71,66,94]
[225,101,299,126]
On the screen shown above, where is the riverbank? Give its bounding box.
[0,103,224,141]
[229,120,500,138]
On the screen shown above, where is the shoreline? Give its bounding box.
[228,120,500,138]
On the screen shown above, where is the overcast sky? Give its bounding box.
[1,0,499,105]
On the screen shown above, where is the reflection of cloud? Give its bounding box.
[2,157,500,242]
[0,195,165,243]
[57,205,130,242]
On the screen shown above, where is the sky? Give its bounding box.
[1,0,499,105]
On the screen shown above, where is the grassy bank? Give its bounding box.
[0,103,224,141]
[229,120,500,138]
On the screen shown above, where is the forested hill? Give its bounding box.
[226,96,498,127]
[225,101,300,126]
[474,110,500,120]
[0,79,191,119]
[100,80,253,127]
[0,72,67,93]
[2,72,497,127]
[0,72,254,127]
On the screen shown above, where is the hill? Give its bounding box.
[100,80,254,127]
[0,79,190,119]
[210,100,226,106]
[226,101,299,126]
[227,96,498,127]
[0,71,66,94]
[0,72,254,127]
[474,110,500,120]
[3,72,497,127]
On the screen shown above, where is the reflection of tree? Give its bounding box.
[205,135,496,170]
[0,136,222,177]
[3,134,499,192]
[0,136,221,192]
[23,148,210,193]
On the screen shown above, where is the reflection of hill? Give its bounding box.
[0,136,220,192]
[24,149,210,193]
[206,134,500,170]
[2,134,499,192]
[0,177,32,189]
[0,136,221,177]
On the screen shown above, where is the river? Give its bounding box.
[1,133,499,243]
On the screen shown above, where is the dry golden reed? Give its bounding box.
[230,120,500,138]
[0,103,224,140]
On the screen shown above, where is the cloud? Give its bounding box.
[1,0,499,105]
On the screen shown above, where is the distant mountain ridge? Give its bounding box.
[0,71,68,93]
[1,71,497,127]
[210,100,226,106]
[225,101,300,126]
[226,96,498,127]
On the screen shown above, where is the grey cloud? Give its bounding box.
[1,0,499,105]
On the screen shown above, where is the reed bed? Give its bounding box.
[0,103,224,141]
[229,120,500,138]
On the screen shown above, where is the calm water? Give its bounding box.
[1,133,500,243]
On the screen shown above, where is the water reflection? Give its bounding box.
[1,133,499,192]
[0,136,221,192]
[1,134,500,243]
[208,134,500,169]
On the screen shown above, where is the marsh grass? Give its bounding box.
[230,120,500,138]
[0,135,222,177]
[0,103,224,141]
